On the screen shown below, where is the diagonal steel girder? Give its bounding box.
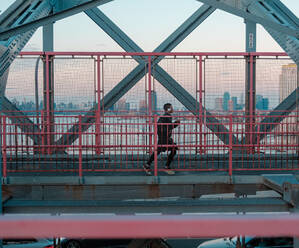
[195,0,299,39]
[0,0,51,146]
[56,5,239,148]
[1,96,42,145]
[241,87,299,144]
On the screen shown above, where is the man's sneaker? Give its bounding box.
[164,166,175,175]
[143,164,152,176]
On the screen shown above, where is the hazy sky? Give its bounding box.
[0,0,298,52]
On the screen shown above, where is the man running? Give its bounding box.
[143,103,180,175]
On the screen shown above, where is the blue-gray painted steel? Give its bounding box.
[53,0,112,12]
[264,0,299,28]
[245,20,256,52]
[241,87,299,144]
[67,6,236,145]
[262,174,299,194]
[0,0,34,28]
[3,197,290,213]
[0,96,42,145]
[56,5,221,147]
[88,6,237,144]
[85,8,143,53]
[154,66,238,144]
[247,1,299,65]
[0,0,113,41]
[0,0,52,83]
[43,23,54,51]
[195,0,299,38]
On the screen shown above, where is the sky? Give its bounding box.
[0,0,298,52]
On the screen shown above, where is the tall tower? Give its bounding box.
[223,92,230,112]
[279,64,297,102]
[279,63,298,147]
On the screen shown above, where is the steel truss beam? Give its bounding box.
[0,0,113,41]
[0,0,52,79]
[247,1,299,66]
[1,96,41,145]
[240,87,299,144]
[0,0,35,29]
[56,5,239,148]
[0,1,51,147]
[195,0,299,38]
[89,6,238,144]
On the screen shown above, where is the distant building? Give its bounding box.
[228,100,234,112]
[151,91,157,113]
[261,98,269,111]
[279,63,297,102]
[231,97,238,111]
[256,95,269,111]
[125,102,130,111]
[139,99,147,112]
[222,92,230,111]
[278,63,298,148]
[214,97,223,111]
[116,98,127,112]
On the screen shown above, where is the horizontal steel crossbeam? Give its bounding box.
[3,197,289,214]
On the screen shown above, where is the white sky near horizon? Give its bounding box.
[0,0,298,52]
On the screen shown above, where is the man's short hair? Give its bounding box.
[163,103,172,111]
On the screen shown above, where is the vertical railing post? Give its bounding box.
[249,54,254,154]
[154,115,158,177]
[229,114,233,179]
[96,55,102,155]
[256,115,261,155]
[199,56,204,154]
[78,115,83,178]
[41,110,45,154]
[2,116,6,179]
[148,56,153,155]
[45,53,51,155]
[245,54,256,154]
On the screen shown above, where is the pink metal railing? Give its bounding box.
[1,110,298,177]
[0,214,299,238]
[3,51,298,176]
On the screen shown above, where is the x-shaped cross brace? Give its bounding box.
[55,4,242,149]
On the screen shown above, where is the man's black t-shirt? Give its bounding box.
[157,113,178,145]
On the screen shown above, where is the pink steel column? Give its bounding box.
[256,116,261,155]
[229,115,233,178]
[78,115,83,178]
[249,55,254,154]
[2,116,7,178]
[148,56,153,155]
[41,110,45,154]
[96,56,102,155]
[45,54,51,155]
[154,115,158,176]
[199,56,204,154]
